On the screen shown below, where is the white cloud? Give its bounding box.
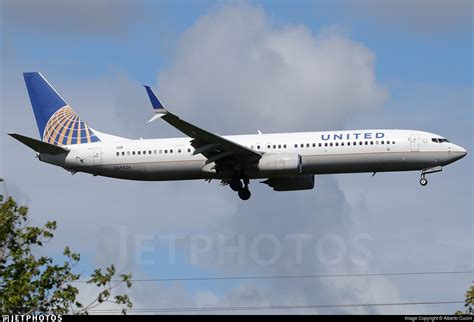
[156,4,387,133]
[104,5,396,314]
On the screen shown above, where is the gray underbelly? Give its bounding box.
[301,151,439,174]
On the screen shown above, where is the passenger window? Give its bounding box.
[273,145,276,149]
[365,141,368,145]
[392,141,395,144]
[164,150,168,154]
[370,141,374,145]
[257,145,261,150]
[335,142,339,146]
[116,152,119,156]
[381,141,384,145]
[324,143,328,147]
[387,141,390,145]
[306,143,310,148]
[138,151,141,155]
[127,151,130,155]
[132,151,136,155]
[359,141,363,145]
[148,151,152,154]
[330,142,333,147]
[341,142,344,146]
[300,144,304,148]
[376,141,379,145]
[283,144,287,148]
[122,152,125,156]
[170,149,173,153]
[178,149,181,153]
[319,143,322,147]
[142,151,145,154]
[268,145,271,149]
[188,148,191,153]
[159,150,163,154]
[353,142,356,146]
[154,150,157,154]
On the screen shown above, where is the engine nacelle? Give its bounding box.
[262,175,315,191]
[257,153,302,175]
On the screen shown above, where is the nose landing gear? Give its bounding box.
[419,176,428,186]
[419,166,442,187]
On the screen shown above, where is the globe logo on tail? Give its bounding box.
[43,105,100,145]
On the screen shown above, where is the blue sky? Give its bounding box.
[1,0,472,315]
[7,1,472,84]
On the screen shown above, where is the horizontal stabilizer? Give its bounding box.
[9,133,69,155]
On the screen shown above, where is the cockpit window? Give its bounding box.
[432,138,450,143]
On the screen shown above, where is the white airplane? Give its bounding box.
[10,72,467,200]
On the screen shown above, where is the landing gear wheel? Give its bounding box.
[420,177,428,186]
[238,188,251,200]
[229,180,243,192]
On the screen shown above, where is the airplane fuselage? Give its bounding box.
[14,73,467,200]
[40,129,466,181]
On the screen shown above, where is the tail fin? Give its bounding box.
[23,72,101,145]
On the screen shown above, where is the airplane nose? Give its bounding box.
[452,145,467,160]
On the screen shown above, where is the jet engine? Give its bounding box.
[257,153,302,175]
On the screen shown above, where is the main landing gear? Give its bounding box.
[419,166,442,187]
[238,187,251,200]
[230,177,251,200]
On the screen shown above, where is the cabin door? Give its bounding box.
[92,148,102,166]
[409,134,419,152]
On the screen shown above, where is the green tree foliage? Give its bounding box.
[0,196,133,314]
[456,284,473,315]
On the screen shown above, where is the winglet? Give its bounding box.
[143,85,168,123]
[147,113,164,123]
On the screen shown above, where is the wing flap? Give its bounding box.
[162,112,261,160]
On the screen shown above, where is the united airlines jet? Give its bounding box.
[10,73,467,200]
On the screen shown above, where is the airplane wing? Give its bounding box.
[143,86,262,166]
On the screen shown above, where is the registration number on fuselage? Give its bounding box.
[113,165,131,170]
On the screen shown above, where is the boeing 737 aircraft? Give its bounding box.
[10,73,467,200]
